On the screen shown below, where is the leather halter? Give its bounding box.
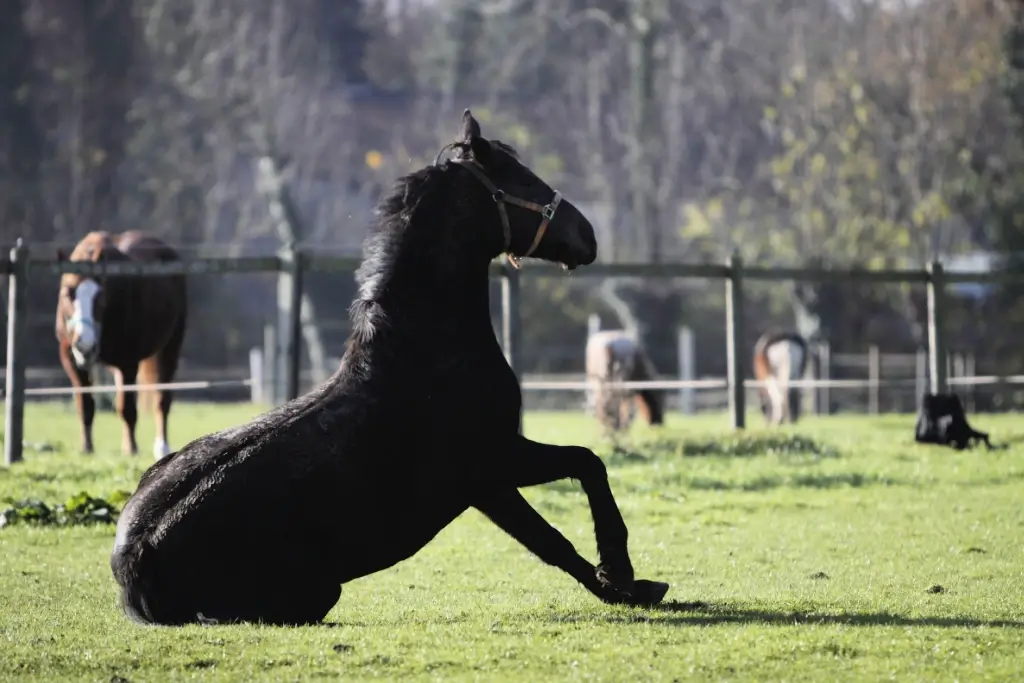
[434,142,563,269]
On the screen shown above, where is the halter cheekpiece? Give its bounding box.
[434,141,562,269]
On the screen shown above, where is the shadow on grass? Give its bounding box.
[643,471,904,493]
[317,600,1023,630]
[585,600,1024,629]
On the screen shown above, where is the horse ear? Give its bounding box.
[461,108,482,141]
[460,108,493,167]
[468,136,494,167]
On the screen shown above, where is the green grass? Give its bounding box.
[1,402,1023,682]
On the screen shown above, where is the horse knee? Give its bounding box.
[568,447,607,483]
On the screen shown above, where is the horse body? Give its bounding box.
[585,330,664,434]
[115,311,520,625]
[111,110,669,627]
[753,330,809,426]
[55,231,187,458]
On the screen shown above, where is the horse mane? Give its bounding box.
[348,165,446,346]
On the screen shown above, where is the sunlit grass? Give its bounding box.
[1,403,1022,682]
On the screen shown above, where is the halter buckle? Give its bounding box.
[541,191,562,221]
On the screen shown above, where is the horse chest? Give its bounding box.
[423,350,521,433]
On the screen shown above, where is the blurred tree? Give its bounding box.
[24,0,140,239]
[0,0,48,246]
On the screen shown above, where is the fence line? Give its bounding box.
[8,368,1018,398]
[519,376,1024,392]
[6,237,1024,465]
[9,379,254,398]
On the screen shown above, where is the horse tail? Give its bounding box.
[110,521,194,626]
[631,347,664,426]
[110,534,163,625]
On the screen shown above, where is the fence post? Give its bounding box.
[585,314,601,413]
[677,325,695,415]
[965,352,976,412]
[248,347,263,404]
[818,341,831,415]
[276,241,304,402]
[501,264,522,434]
[803,346,817,416]
[5,239,29,466]
[926,260,947,395]
[915,347,927,409]
[725,250,745,429]
[263,323,277,405]
[868,345,880,415]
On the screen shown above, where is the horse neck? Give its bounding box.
[361,226,497,349]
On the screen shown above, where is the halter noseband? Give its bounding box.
[434,142,563,269]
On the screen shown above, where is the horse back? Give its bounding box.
[754,331,808,379]
[115,231,182,264]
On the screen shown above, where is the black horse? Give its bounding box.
[110,110,670,626]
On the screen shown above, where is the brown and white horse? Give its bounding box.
[55,231,188,459]
[585,330,664,434]
[753,330,809,426]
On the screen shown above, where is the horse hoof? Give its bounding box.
[628,579,670,606]
[153,438,171,460]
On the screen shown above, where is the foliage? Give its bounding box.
[676,433,840,460]
[3,0,1024,377]
[0,490,129,530]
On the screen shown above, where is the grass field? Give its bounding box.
[1,402,1023,682]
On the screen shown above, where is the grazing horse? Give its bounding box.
[55,231,188,458]
[110,110,669,627]
[752,329,809,426]
[585,330,664,435]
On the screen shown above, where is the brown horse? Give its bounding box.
[752,329,809,426]
[585,330,664,435]
[55,231,188,458]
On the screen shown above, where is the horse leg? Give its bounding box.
[150,316,185,459]
[59,346,95,453]
[142,355,172,460]
[113,365,139,456]
[766,379,784,426]
[475,436,640,595]
[788,387,801,423]
[473,489,668,605]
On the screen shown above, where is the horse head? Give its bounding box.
[441,109,597,271]
[55,232,115,369]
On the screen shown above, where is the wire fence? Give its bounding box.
[5,240,1024,464]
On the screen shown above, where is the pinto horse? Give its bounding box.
[752,329,809,426]
[585,330,664,434]
[110,110,669,626]
[55,231,188,458]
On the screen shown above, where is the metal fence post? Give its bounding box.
[5,239,29,466]
[926,260,947,395]
[286,242,304,401]
[725,250,746,429]
[501,264,523,434]
[276,241,304,403]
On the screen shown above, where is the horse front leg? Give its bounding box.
[473,488,668,606]
[113,365,139,456]
[475,435,662,602]
[141,355,173,460]
[59,345,96,454]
